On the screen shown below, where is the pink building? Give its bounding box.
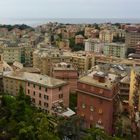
[3,71,70,115]
[25,73,69,114]
[52,62,78,92]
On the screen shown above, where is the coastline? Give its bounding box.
[0,18,140,27]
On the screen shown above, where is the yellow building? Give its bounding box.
[129,67,140,111]
[129,68,136,108]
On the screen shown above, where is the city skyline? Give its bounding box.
[0,0,140,19]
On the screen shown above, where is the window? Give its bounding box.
[99,89,103,94]
[32,98,35,103]
[45,88,47,92]
[99,99,103,104]
[98,109,103,114]
[82,103,86,109]
[44,95,49,100]
[28,89,30,94]
[90,106,94,112]
[39,93,41,98]
[59,87,62,91]
[39,86,41,90]
[44,102,48,107]
[33,84,35,88]
[33,91,35,96]
[59,94,63,99]
[39,100,41,106]
[90,124,93,128]
[28,82,30,86]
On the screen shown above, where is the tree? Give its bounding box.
[57,116,80,140]
[69,93,77,111]
[76,31,85,36]
[0,92,60,140]
[82,127,124,140]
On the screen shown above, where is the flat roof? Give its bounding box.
[78,71,118,89]
[4,71,67,88]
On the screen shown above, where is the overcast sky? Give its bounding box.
[0,0,140,18]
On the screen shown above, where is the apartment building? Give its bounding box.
[119,75,130,101]
[71,52,92,74]
[3,72,26,95]
[0,42,34,66]
[84,38,103,54]
[128,42,140,59]
[94,55,140,67]
[84,27,99,38]
[52,62,78,92]
[103,43,126,58]
[58,39,70,50]
[2,44,21,64]
[3,71,69,114]
[129,67,140,110]
[125,26,140,55]
[99,30,114,43]
[77,70,119,135]
[84,38,95,52]
[20,45,34,66]
[129,67,140,133]
[33,48,72,76]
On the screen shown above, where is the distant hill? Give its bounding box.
[0,24,34,31]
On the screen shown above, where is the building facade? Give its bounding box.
[103,43,126,58]
[125,28,140,55]
[52,62,78,92]
[3,71,69,114]
[33,48,72,76]
[77,70,118,134]
[99,30,114,43]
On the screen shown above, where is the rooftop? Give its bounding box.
[4,71,67,88]
[79,70,118,89]
[120,75,130,84]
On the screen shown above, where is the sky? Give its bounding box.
[0,0,140,19]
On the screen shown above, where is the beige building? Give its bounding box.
[94,55,140,67]
[125,26,140,48]
[33,48,72,76]
[2,45,21,64]
[3,72,26,95]
[0,42,34,66]
[99,30,114,43]
[72,52,93,74]
[21,45,34,66]
[84,27,95,38]
[58,39,70,50]
[125,30,140,55]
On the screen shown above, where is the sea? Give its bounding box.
[0,18,140,27]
